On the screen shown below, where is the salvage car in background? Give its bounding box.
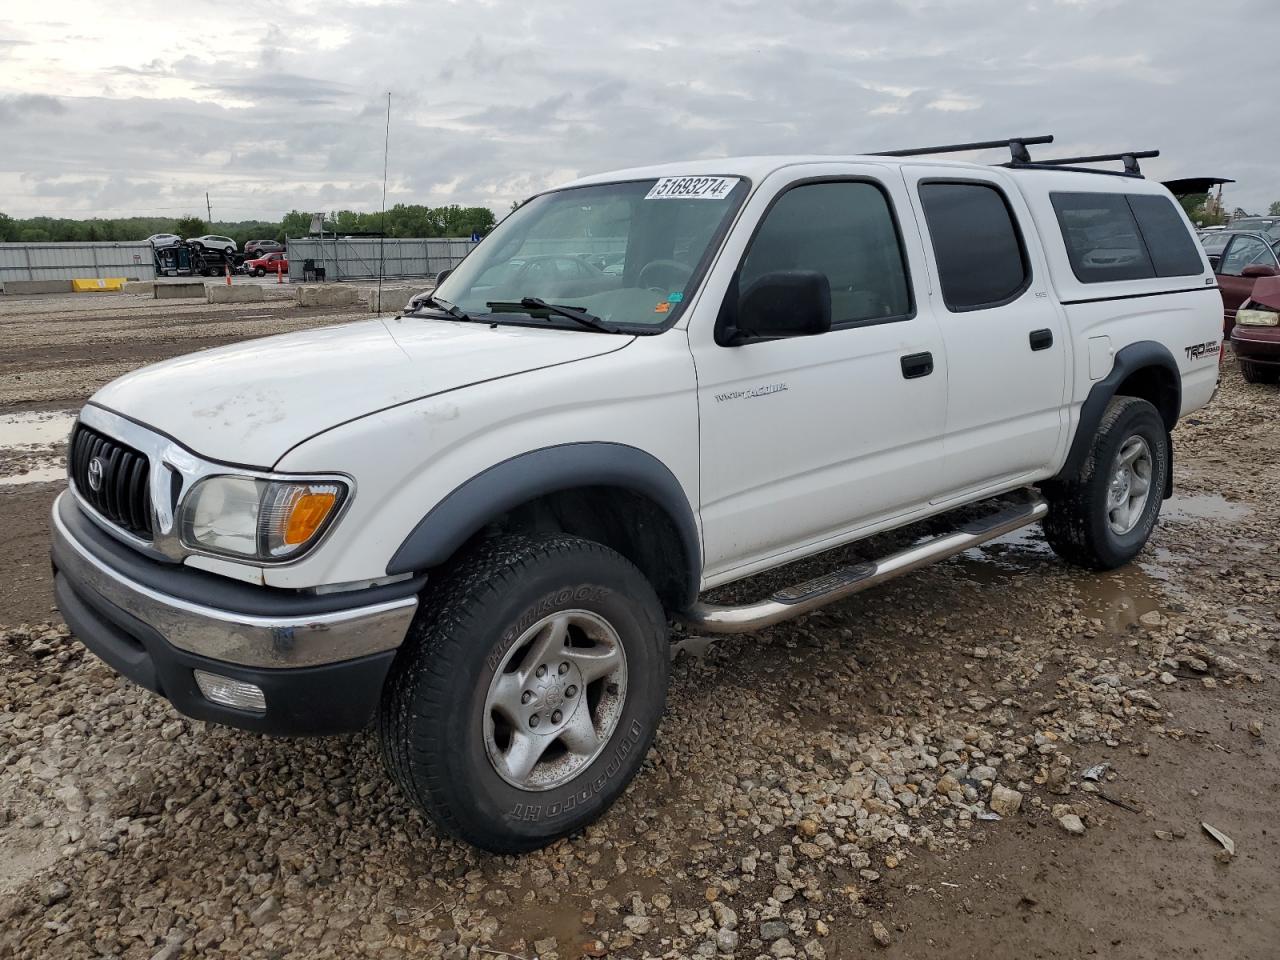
[188,235,238,256]
[1212,232,1280,334]
[1231,275,1280,384]
[245,239,285,258]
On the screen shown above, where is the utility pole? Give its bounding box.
[206,192,212,227]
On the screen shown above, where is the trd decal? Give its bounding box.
[1184,341,1219,361]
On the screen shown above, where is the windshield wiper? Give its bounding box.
[407,294,473,322]
[487,297,620,334]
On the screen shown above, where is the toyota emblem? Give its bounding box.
[87,456,104,492]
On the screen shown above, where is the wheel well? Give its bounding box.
[469,486,694,611]
[1114,365,1179,430]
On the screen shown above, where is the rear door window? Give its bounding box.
[917,182,1030,311]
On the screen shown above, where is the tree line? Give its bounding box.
[1179,197,1280,228]
[0,204,497,247]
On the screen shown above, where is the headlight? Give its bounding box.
[1236,307,1279,327]
[180,476,348,561]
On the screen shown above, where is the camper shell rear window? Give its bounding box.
[1050,192,1205,284]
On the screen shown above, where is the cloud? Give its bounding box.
[0,92,65,123]
[0,0,1276,219]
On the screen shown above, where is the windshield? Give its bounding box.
[433,176,749,329]
[1231,219,1280,242]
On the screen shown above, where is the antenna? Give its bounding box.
[378,92,391,307]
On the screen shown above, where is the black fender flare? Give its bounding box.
[1053,340,1180,496]
[386,442,702,597]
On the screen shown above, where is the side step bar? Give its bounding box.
[681,494,1049,634]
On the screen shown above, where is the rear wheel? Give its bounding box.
[379,534,668,852]
[1240,359,1279,384]
[1043,396,1168,570]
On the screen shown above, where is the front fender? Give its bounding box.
[385,442,702,599]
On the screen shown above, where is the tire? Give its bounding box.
[254,268,265,277]
[1043,396,1168,570]
[1240,360,1279,384]
[379,534,668,853]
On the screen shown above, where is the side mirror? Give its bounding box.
[435,268,453,285]
[729,270,832,344]
[1241,264,1279,279]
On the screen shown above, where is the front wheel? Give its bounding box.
[379,534,669,853]
[1042,396,1168,570]
[254,268,265,277]
[1240,360,1279,384]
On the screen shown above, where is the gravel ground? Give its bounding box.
[0,299,1276,959]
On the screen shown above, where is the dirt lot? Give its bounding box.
[0,296,1276,959]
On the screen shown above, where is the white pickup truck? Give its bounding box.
[52,137,1221,852]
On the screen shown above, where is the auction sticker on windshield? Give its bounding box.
[645,176,738,200]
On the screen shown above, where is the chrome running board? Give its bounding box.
[681,493,1048,635]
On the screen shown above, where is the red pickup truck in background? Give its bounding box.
[244,252,288,277]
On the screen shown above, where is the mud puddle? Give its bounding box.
[1163,492,1253,523]
[0,409,75,449]
[0,409,75,486]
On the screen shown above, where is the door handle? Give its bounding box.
[900,351,934,379]
[1029,328,1054,351]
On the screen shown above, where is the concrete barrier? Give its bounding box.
[1,279,73,295]
[298,285,359,308]
[155,282,206,300]
[364,284,423,312]
[122,280,155,295]
[207,284,265,304]
[72,278,126,292]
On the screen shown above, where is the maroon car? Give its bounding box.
[1231,275,1280,383]
[1203,230,1280,334]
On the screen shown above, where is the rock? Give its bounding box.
[40,881,70,907]
[1046,764,1072,795]
[771,938,797,958]
[1248,719,1263,738]
[804,939,827,959]
[761,920,790,941]
[970,765,998,782]
[533,936,558,955]
[936,773,961,795]
[797,818,819,838]
[870,920,891,947]
[1159,672,1177,685]
[989,784,1023,817]
[1058,813,1086,835]
[1139,611,1163,629]
[716,928,740,953]
[160,720,184,740]
[622,915,652,936]
[581,940,608,958]
[250,895,280,927]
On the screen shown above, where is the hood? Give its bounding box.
[1247,276,1280,311]
[92,316,631,468]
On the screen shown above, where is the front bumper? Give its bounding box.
[1231,326,1280,365]
[51,492,422,735]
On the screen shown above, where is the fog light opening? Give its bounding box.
[194,670,267,713]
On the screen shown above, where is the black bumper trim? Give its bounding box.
[54,570,395,736]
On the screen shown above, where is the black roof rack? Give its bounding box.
[870,135,1054,164]
[1022,149,1159,176]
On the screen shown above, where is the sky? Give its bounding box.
[0,0,1275,222]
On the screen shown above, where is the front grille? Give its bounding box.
[69,423,154,539]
